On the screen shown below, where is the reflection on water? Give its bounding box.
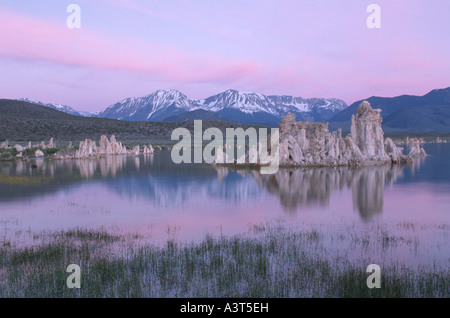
[0,150,429,222]
[0,145,448,288]
[237,165,405,220]
[2,154,152,179]
[0,144,449,258]
[0,144,448,270]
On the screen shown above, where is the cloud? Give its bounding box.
[1,1,449,109]
[0,8,259,85]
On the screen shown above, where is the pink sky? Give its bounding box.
[0,0,449,112]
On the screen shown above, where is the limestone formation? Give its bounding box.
[130,145,140,156]
[407,138,427,158]
[98,135,112,154]
[108,135,127,154]
[384,138,409,164]
[35,149,44,157]
[350,101,388,161]
[75,139,97,158]
[14,144,25,152]
[143,144,154,155]
[31,138,56,150]
[47,138,56,149]
[75,135,129,158]
[394,136,425,146]
[276,101,425,167]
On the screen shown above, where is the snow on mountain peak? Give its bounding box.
[16,89,349,123]
[17,98,94,117]
[99,89,348,122]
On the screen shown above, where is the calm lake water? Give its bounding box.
[0,143,449,267]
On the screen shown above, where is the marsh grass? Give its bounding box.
[0,225,448,298]
[0,174,54,186]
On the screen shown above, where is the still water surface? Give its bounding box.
[0,143,449,266]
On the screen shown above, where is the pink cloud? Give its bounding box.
[0,8,259,85]
[1,1,449,109]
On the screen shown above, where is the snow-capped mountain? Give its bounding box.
[17,98,98,117]
[17,90,348,125]
[100,90,198,121]
[98,89,348,124]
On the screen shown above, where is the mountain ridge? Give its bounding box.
[0,99,267,142]
[12,86,450,131]
[97,89,348,125]
[17,98,98,117]
[329,87,450,131]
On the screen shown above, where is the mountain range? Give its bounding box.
[13,87,450,131]
[17,98,99,118]
[98,89,348,125]
[0,99,264,142]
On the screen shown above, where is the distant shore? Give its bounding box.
[0,136,448,162]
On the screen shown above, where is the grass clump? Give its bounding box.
[0,225,448,298]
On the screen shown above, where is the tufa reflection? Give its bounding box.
[228,165,406,220]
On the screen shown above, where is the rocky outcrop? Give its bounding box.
[47,138,56,149]
[35,149,44,157]
[350,101,388,161]
[14,144,25,152]
[407,138,427,158]
[394,137,425,146]
[384,138,408,164]
[131,145,140,156]
[32,138,57,149]
[1,136,158,161]
[73,135,157,159]
[75,139,97,158]
[75,135,128,158]
[143,144,154,155]
[97,135,127,155]
[279,113,366,166]
[278,101,425,167]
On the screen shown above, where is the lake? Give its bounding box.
[0,143,449,270]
